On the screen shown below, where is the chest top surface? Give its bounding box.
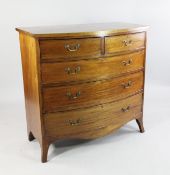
[16,22,149,38]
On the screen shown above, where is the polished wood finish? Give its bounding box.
[105,32,145,54]
[16,22,148,163]
[19,33,43,143]
[40,38,101,60]
[44,93,143,139]
[136,117,145,133]
[42,71,143,112]
[41,50,145,85]
[16,22,149,38]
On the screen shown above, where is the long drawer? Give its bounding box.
[105,32,145,54]
[44,93,143,139]
[40,38,101,60]
[41,50,145,85]
[42,71,143,113]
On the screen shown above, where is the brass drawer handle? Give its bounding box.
[66,91,81,99]
[64,43,80,52]
[122,39,133,46]
[68,119,81,126]
[65,66,81,74]
[122,59,133,66]
[121,106,130,112]
[122,81,132,89]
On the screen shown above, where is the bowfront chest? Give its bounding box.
[16,22,148,162]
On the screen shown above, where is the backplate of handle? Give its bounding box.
[66,91,81,99]
[122,39,133,46]
[68,119,81,126]
[122,59,133,66]
[64,43,80,52]
[65,66,81,74]
[122,81,132,89]
[121,106,130,112]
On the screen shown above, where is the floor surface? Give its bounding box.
[0,84,170,175]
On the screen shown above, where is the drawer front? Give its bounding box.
[40,38,101,60]
[42,71,143,113]
[105,33,145,54]
[41,50,145,84]
[44,93,143,139]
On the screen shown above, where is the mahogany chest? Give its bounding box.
[16,23,148,162]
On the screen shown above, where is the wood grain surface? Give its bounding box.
[40,38,102,60]
[19,33,43,142]
[16,22,149,38]
[42,71,143,112]
[41,50,145,85]
[44,93,143,139]
[105,32,145,54]
[16,23,148,162]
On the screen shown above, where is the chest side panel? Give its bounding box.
[19,33,42,142]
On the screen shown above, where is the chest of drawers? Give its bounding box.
[16,23,148,163]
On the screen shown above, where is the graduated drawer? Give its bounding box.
[42,71,143,113]
[44,93,143,139]
[39,38,101,60]
[105,32,145,54]
[41,50,145,84]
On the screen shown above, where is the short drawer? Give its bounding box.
[105,32,145,54]
[40,38,101,60]
[42,71,144,113]
[44,93,143,139]
[41,50,145,84]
